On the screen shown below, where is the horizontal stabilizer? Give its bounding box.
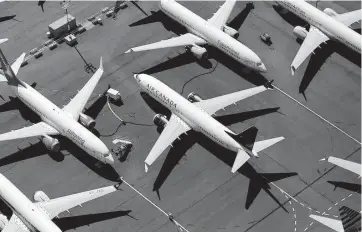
[231,149,250,173]
[0,38,8,45]
[309,214,344,232]
[252,137,284,157]
[11,53,26,76]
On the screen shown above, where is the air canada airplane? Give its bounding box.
[134,73,284,173]
[126,0,267,73]
[275,0,362,75]
[310,206,361,232]
[0,39,114,164]
[0,173,122,232]
[320,156,361,176]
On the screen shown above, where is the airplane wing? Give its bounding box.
[35,183,121,219]
[2,214,30,232]
[309,214,344,232]
[0,122,58,141]
[125,33,207,53]
[326,156,361,176]
[291,26,329,75]
[144,114,191,172]
[62,57,104,119]
[207,0,236,29]
[335,9,362,27]
[0,53,26,82]
[194,85,268,115]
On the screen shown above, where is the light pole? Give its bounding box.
[61,0,71,32]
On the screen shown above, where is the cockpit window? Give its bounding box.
[257,62,262,66]
[103,153,110,157]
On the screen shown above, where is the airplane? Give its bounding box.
[125,0,267,73]
[134,73,284,173]
[275,0,361,75]
[310,206,361,232]
[0,173,122,232]
[320,156,361,176]
[0,39,114,164]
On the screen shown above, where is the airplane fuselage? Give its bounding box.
[137,74,244,153]
[0,174,62,232]
[277,0,361,53]
[159,0,267,72]
[11,83,112,164]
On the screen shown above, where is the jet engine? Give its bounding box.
[187,45,208,60]
[293,26,308,40]
[34,190,50,202]
[323,8,338,17]
[153,114,168,129]
[41,136,60,152]
[0,214,8,230]
[79,113,96,129]
[223,25,239,39]
[187,92,203,103]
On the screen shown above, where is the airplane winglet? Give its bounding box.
[99,57,103,71]
[0,38,8,45]
[291,66,296,76]
[145,163,149,173]
[125,49,132,54]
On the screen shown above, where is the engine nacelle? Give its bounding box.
[34,190,50,202]
[41,136,60,152]
[187,92,203,103]
[323,8,338,17]
[79,113,96,129]
[0,214,8,230]
[223,25,239,39]
[188,45,208,60]
[153,114,168,129]
[293,26,308,40]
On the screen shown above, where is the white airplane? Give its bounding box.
[125,0,267,73]
[134,73,284,173]
[310,206,361,232]
[275,0,361,75]
[0,173,122,232]
[0,39,114,164]
[320,156,361,176]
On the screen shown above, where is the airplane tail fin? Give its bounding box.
[0,45,26,87]
[227,126,284,158]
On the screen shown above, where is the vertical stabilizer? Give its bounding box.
[0,49,25,87]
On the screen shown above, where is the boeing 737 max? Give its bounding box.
[0,39,114,164]
[134,73,284,173]
[126,0,267,72]
[0,173,122,232]
[276,0,361,75]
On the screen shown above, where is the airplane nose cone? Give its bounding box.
[259,63,267,73]
[106,153,114,164]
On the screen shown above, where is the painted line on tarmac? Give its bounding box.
[121,177,191,232]
[272,84,361,145]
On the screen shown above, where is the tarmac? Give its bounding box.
[0,1,360,232]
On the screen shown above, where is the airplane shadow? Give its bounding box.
[227,3,254,31]
[129,10,187,35]
[0,199,12,218]
[0,96,40,123]
[299,33,361,97]
[54,210,135,231]
[0,141,64,168]
[58,137,120,182]
[0,15,17,23]
[328,181,361,194]
[153,130,296,211]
